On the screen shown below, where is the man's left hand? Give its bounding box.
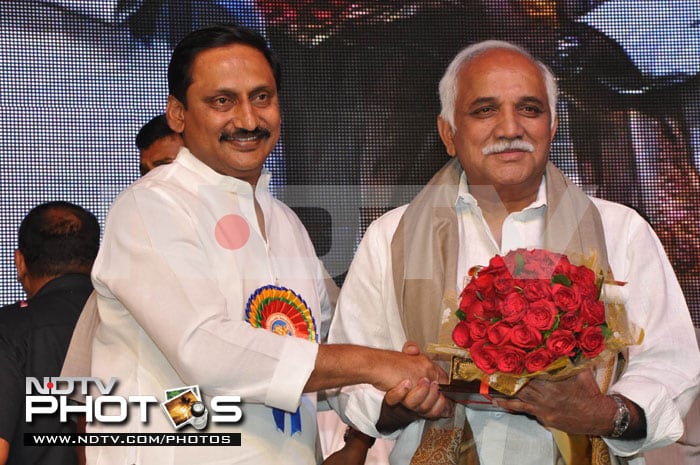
[494,369,616,436]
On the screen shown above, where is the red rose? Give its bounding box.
[524,347,556,373]
[579,326,606,358]
[510,323,543,349]
[493,273,516,295]
[460,284,479,310]
[495,345,526,374]
[525,249,564,278]
[580,298,606,326]
[465,299,487,321]
[558,310,583,332]
[460,285,488,319]
[499,292,529,323]
[469,340,499,374]
[487,321,513,346]
[487,255,507,271]
[522,300,557,331]
[480,298,501,319]
[468,319,490,341]
[552,283,581,312]
[570,265,597,289]
[462,284,500,320]
[546,329,578,357]
[452,321,472,348]
[522,279,552,302]
[552,254,574,276]
[473,270,495,294]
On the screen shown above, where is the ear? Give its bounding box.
[550,114,559,142]
[437,115,457,157]
[14,249,30,294]
[166,95,186,134]
[14,249,26,281]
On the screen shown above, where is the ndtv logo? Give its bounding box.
[26,377,243,429]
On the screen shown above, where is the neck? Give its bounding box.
[468,182,540,248]
[23,274,59,299]
[469,182,539,215]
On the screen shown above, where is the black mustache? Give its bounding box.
[220,127,271,142]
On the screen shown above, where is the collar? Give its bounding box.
[174,147,272,196]
[31,273,92,300]
[456,171,547,212]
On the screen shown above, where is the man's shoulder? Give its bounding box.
[0,301,25,313]
[587,196,658,249]
[20,275,93,328]
[0,302,30,331]
[588,196,647,224]
[354,204,410,251]
[365,204,410,235]
[0,303,30,356]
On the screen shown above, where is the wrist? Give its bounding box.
[376,398,419,434]
[606,394,630,439]
[344,426,376,449]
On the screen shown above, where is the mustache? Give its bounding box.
[482,139,534,155]
[220,127,271,142]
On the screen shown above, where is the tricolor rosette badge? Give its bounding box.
[246,285,318,343]
[245,285,318,434]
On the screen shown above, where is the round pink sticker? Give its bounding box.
[215,214,250,250]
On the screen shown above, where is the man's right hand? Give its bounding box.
[375,341,453,433]
[305,342,449,394]
[368,343,449,393]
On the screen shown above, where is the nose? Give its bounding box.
[232,101,258,131]
[494,107,525,140]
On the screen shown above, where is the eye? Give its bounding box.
[251,91,272,107]
[520,104,544,116]
[210,96,234,110]
[471,106,495,118]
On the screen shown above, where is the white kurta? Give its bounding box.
[328,173,700,465]
[89,148,330,464]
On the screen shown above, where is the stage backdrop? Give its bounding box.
[1,0,698,327]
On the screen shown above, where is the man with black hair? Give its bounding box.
[136,113,183,176]
[87,22,446,465]
[0,201,100,465]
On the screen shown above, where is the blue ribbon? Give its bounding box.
[272,407,302,435]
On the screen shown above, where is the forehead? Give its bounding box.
[140,134,181,161]
[456,49,548,104]
[189,43,276,92]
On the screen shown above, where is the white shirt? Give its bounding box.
[328,172,700,465]
[89,148,330,464]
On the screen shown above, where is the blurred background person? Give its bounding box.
[0,201,100,465]
[136,113,184,176]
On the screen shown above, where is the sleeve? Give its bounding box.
[0,331,24,442]
[92,187,318,412]
[603,212,700,457]
[60,291,98,403]
[327,212,416,439]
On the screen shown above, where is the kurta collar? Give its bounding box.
[174,147,272,196]
[456,171,547,212]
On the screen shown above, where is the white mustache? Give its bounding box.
[482,139,534,155]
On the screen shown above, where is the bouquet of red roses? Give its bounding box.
[439,248,640,395]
